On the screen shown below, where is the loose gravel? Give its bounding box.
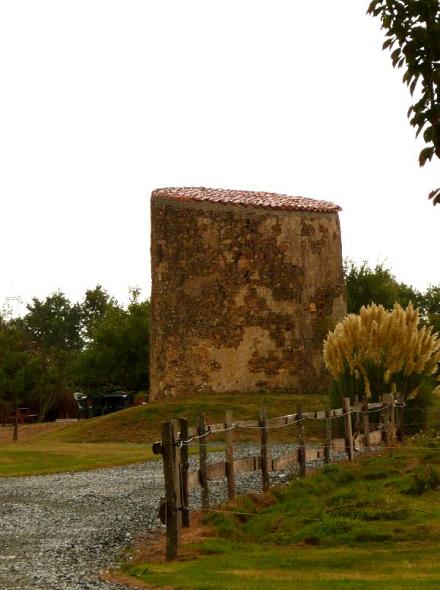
[0,444,350,590]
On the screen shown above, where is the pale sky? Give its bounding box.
[1,1,439,313]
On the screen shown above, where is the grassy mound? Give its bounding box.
[45,391,328,444]
[122,443,440,589]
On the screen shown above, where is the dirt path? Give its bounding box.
[0,443,307,590]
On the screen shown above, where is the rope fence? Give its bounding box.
[153,393,411,560]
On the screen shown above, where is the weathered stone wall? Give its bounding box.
[150,196,345,399]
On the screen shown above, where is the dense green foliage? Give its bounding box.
[0,286,150,422]
[14,293,83,420]
[0,319,37,425]
[344,260,418,313]
[72,289,149,393]
[421,284,440,334]
[367,0,440,205]
[344,260,440,333]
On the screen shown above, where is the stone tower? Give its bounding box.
[150,187,345,400]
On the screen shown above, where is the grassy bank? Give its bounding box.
[45,391,328,444]
[122,442,440,589]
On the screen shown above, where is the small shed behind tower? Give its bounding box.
[150,187,345,400]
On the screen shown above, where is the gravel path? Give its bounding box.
[0,444,341,590]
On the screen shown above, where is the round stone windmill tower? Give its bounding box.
[150,187,345,400]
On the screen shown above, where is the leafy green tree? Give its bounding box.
[22,292,83,352]
[0,287,151,422]
[344,259,420,313]
[73,289,150,393]
[419,285,440,333]
[0,318,38,439]
[80,285,117,341]
[19,292,83,420]
[367,0,440,205]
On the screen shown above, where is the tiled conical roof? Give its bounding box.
[152,187,341,213]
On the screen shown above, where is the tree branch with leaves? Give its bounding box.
[368,0,440,205]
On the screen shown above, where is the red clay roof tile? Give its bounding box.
[152,187,341,213]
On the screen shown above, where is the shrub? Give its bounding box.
[343,259,419,313]
[404,465,440,496]
[323,302,440,403]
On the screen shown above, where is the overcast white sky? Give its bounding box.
[1,1,439,313]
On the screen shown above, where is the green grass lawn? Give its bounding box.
[0,390,328,477]
[0,441,154,477]
[123,443,440,590]
[126,543,440,589]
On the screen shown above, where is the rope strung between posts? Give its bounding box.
[173,401,402,446]
[211,424,238,434]
[236,417,305,430]
[300,402,398,421]
[182,502,435,519]
[306,414,343,421]
[364,402,397,414]
[177,423,238,446]
[185,506,260,517]
[178,419,305,445]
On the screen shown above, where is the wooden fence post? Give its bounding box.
[396,392,405,442]
[389,393,397,444]
[225,410,235,500]
[382,395,389,445]
[296,404,306,477]
[259,408,270,492]
[179,417,190,528]
[197,413,209,509]
[354,393,361,433]
[13,404,19,442]
[161,420,182,560]
[383,393,394,445]
[362,396,370,449]
[343,397,354,461]
[325,409,332,465]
